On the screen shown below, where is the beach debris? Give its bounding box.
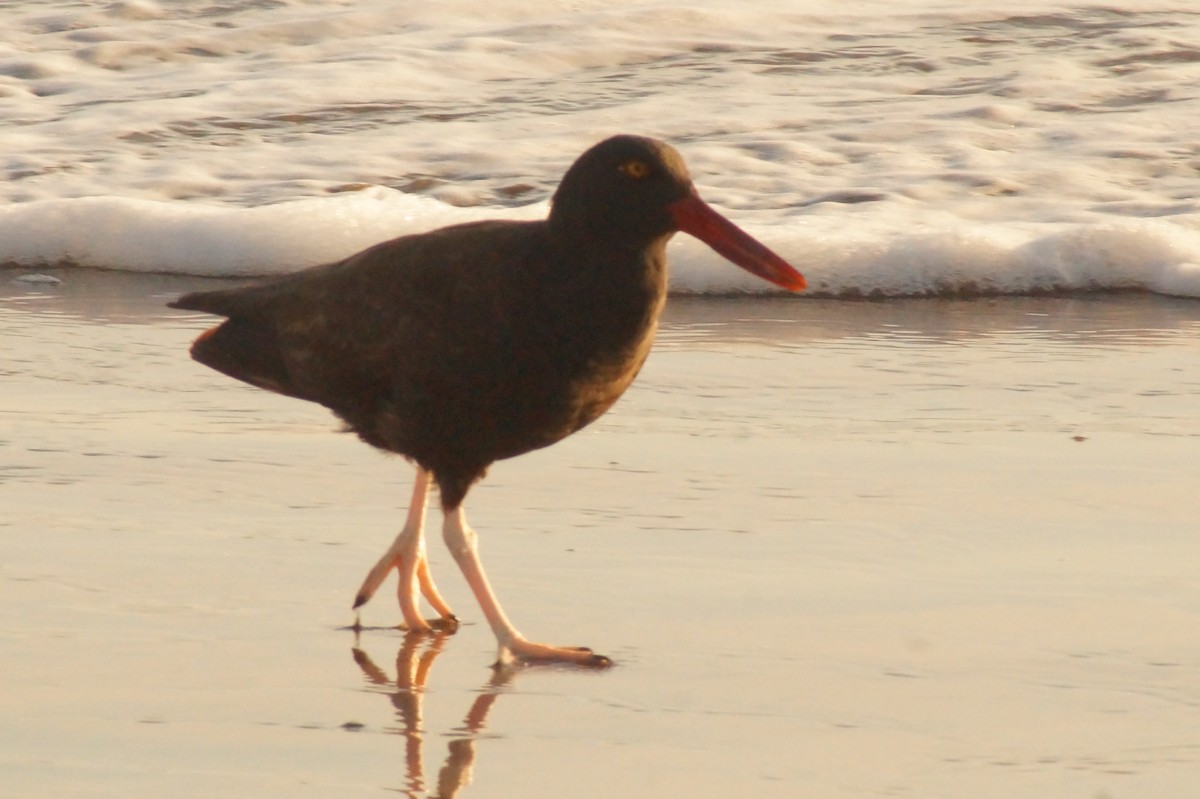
[14,273,62,285]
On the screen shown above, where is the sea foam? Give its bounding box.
[4,193,1198,298]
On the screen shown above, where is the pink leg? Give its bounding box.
[354,468,456,631]
[441,506,610,667]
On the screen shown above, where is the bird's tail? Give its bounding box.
[183,315,305,400]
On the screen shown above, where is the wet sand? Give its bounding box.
[3,269,1199,797]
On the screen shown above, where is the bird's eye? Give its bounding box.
[619,160,651,180]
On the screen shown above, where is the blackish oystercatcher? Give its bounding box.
[170,135,806,667]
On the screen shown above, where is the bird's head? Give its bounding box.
[550,135,806,292]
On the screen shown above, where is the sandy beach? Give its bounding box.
[3,269,1198,797]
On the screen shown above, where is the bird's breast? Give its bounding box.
[555,268,666,434]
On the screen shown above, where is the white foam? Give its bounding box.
[0,190,529,277]
[676,215,1200,298]
[4,193,1199,297]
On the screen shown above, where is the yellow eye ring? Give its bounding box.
[619,160,651,179]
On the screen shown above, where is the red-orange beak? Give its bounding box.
[667,191,806,292]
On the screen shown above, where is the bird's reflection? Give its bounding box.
[352,632,514,798]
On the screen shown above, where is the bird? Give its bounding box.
[169,134,806,668]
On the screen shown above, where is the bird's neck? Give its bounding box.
[535,224,671,361]
[552,231,670,315]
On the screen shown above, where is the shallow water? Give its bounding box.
[3,274,1198,797]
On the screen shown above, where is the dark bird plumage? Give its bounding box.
[170,135,805,666]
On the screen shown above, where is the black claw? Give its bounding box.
[352,594,368,610]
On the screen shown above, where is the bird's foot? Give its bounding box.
[403,613,460,634]
[350,610,458,633]
[496,637,612,669]
[353,548,457,632]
